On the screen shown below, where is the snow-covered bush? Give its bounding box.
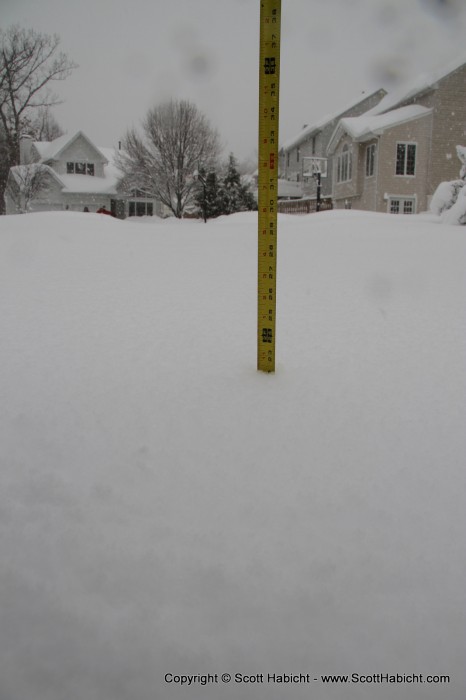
[442,183,466,225]
[430,179,464,216]
[430,145,466,224]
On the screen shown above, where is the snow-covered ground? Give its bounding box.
[1,210,465,700]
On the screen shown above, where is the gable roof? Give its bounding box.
[34,131,109,164]
[365,55,466,117]
[280,89,387,152]
[327,104,432,154]
[8,163,64,190]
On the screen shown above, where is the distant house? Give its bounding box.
[4,131,164,217]
[327,58,466,213]
[279,89,387,200]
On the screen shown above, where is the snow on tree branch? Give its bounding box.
[430,146,466,225]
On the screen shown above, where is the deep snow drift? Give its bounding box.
[0,210,465,700]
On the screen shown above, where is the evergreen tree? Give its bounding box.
[192,154,257,220]
[219,153,257,215]
[220,153,242,214]
[194,169,222,221]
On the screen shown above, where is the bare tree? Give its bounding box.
[23,106,64,142]
[0,25,76,212]
[116,100,220,218]
[6,163,53,213]
[0,125,9,212]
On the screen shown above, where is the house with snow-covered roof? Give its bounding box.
[278,89,387,201]
[4,130,164,217]
[327,57,466,214]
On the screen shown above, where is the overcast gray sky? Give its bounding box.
[2,0,466,160]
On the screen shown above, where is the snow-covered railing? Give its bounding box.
[277,197,332,215]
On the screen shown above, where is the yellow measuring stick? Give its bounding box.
[257,0,281,372]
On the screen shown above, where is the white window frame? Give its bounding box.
[128,200,154,217]
[365,143,376,178]
[336,144,352,183]
[67,161,95,176]
[387,195,417,214]
[395,142,417,177]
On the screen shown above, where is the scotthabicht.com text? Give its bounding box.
[164,672,450,686]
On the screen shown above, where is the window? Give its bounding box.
[389,197,415,214]
[129,200,153,217]
[311,136,316,155]
[396,143,416,176]
[366,144,376,177]
[337,144,352,183]
[296,147,300,163]
[403,199,414,214]
[389,199,400,214]
[286,152,290,167]
[67,161,95,175]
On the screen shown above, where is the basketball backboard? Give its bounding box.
[302,156,328,178]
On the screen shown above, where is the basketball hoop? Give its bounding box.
[302,156,328,178]
[302,156,327,212]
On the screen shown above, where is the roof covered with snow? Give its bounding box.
[327,104,432,154]
[366,55,466,117]
[59,173,118,194]
[280,89,387,152]
[33,131,109,164]
[8,163,64,190]
[281,56,465,155]
[16,132,121,195]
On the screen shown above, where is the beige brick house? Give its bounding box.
[279,89,387,201]
[327,58,466,214]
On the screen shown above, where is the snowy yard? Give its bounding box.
[0,210,465,700]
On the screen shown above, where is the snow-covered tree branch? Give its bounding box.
[430,146,466,225]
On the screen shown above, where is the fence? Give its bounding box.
[277,197,333,215]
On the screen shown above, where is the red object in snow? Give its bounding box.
[96,207,115,216]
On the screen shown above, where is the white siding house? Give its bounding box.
[5,131,164,218]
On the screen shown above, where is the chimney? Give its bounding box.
[19,134,34,164]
